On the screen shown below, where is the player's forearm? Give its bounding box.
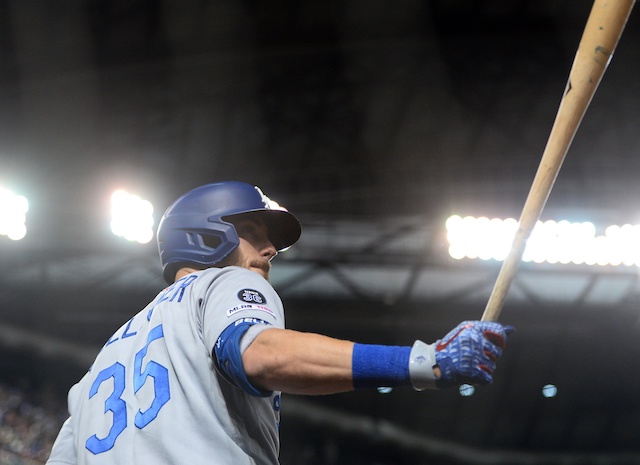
[242,328,355,395]
[242,322,512,395]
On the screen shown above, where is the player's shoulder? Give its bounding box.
[191,266,272,290]
[185,267,280,314]
[197,265,263,280]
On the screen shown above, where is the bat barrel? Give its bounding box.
[481,0,635,322]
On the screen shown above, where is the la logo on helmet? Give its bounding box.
[255,186,287,212]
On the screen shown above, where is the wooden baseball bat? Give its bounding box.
[481,0,635,322]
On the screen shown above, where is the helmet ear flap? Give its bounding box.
[160,223,240,284]
[200,233,222,250]
[195,224,240,262]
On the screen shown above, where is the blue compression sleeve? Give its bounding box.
[214,319,272,397]
[352,344,412,389]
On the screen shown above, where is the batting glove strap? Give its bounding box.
[409,340,438,391]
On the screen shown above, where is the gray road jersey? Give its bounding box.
[47,266,285,465]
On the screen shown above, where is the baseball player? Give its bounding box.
[46,181,513,465]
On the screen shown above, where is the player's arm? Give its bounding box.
[242,321,514,395]
[243,328,355,395]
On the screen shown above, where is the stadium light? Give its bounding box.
[110,190,154,244]
[446,215,640,267]
[0,187,28,240]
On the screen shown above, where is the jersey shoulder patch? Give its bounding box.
[237,288,267,304]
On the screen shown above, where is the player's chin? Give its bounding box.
[250,264,271,280]
[255,269,270,280]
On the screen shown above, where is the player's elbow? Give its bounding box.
[242,328,289,391]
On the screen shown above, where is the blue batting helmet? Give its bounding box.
[157,181,301,283]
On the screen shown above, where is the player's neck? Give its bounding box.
[175,267,201,281]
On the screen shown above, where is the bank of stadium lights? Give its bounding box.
[446,215,640,267]
[110,190,154,244]
[0,187,28,240]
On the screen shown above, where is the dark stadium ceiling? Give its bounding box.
[2,1,640,463]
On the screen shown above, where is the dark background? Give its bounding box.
[2,1,640,464]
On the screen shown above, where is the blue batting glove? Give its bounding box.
[434,321,514,389]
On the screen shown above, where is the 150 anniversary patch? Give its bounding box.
[238,288,267,304]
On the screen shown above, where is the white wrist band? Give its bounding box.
[409,340,438,390]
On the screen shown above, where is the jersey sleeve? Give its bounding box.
[46,377,85,464]
[46,417,77,465]
[197,266,285,357]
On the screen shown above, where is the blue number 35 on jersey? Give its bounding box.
[86,324,170,454]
